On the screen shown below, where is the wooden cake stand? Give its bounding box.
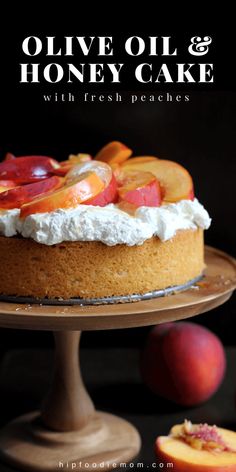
[0,246,235,472]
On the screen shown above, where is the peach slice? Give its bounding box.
[66,160,112,187]
[53,162,74,176]
[109,162,123,181]
[68,153,92,163]
[0,180,17,188]
[0,186,14,194]
[156,421,236,471]
[66,160,117,206]
[122,156,158,166]
[0,176,63,209]
[84,174,118,207]
[20,172,104,217]
[4,152,16,161]
[55,154,93,176]
[0,180,18,194]
[118,170,162,207]
[121,158,193,203]
[0,156,60,184]
[0,180,17,187]
[94,141,132,164]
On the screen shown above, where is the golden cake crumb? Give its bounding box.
[0,229,204,299]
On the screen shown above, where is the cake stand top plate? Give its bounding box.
[0,246,235,331]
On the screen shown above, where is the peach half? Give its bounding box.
[156,421,236,471]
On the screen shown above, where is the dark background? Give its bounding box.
[0,30,235,352]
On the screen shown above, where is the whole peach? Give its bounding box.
[140,322,226,406]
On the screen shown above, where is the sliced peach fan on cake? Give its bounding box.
[0,143,195,215]
[0,143,210,300]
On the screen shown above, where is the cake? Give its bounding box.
[0,142,211,300]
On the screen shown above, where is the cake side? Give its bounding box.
[0,229,204,299]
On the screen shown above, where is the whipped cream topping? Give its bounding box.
[0,199,211,246]
[0,209,20,237]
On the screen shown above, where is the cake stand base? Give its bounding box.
[0,330,141,472]
[0,410,141,472]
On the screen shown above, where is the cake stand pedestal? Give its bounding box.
[0,246,235,472]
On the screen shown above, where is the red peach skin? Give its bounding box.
[0,176,63,209]
[0,156,59,184]
[20,172,104,217]
[84,174,118,206]
[140,322,226,406]
[0,180,17,187]
[4,152,16,161]
[117,170,162,207]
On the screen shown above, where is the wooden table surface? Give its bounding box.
[0,346,236,471]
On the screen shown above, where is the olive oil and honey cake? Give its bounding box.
[0,143,211,299]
